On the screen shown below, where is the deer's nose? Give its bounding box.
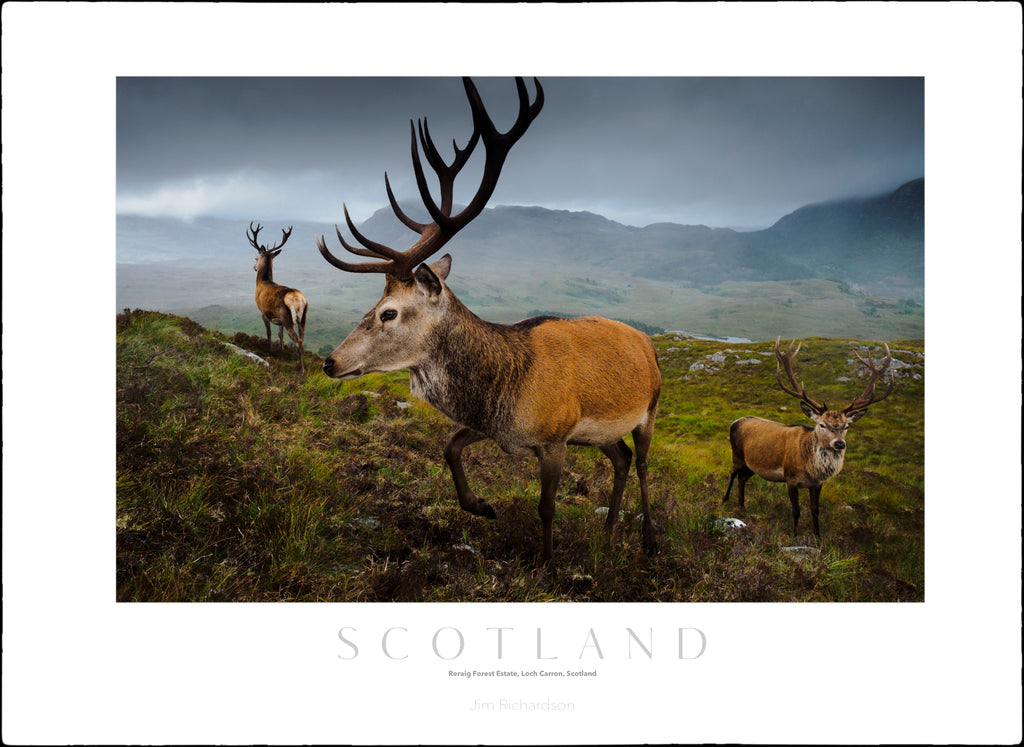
[834,440,846,451]
[322,358,335,375]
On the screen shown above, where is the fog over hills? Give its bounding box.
[118,178,923,304]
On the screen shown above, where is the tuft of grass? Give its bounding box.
[117,310,923,602]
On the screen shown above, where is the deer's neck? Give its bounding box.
[410,297,532,444]
[804,434,846,482]
[256,261,274,286]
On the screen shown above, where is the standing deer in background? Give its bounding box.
[723,338,893,537]
[249,222,308,374]
[317,77,662,567]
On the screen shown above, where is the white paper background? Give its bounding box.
[3,3,1021,745]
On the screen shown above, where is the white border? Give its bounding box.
[3,3,1021,744]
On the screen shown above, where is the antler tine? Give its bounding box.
[845,343,894,412]
[774,337,826,414]
[269,226,293,253]
[444,76,544,231]
[319,77,543,280]
[396,76,543,274]
[415,116,480,218]
[316,233,396,274]
[247,221,264,252]
[385,171,428,234]
[342,204,405,261]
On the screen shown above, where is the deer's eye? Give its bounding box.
[380,309,398,322]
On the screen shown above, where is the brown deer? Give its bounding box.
[248,222,308,374]
[316,77,662,567]
[723,338,893,537]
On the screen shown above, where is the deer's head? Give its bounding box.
[317,77,544,380]
[247,222,293,275]
[774,338,894,452]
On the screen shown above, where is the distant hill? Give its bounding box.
[117,178,923,302]
[733,178,924,297]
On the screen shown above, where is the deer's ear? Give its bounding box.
[428,254,452,281]
[413,262,443,299]
[846,409,867,423]
[801,402,822,421]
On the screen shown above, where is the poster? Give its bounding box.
[3,3,1021,744]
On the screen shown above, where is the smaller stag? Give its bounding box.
[723,339,893,536]
[248,222,308,373]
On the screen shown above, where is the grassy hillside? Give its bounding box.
[170,272,923,356]
[116,310,924,602]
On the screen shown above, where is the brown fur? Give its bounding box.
[323,258,661,564]
[316,78,660,567]
[723,338,892,536]
[252,240,308,374]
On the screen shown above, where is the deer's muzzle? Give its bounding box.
[322,358,362,379]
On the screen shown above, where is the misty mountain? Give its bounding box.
[117,178,923,300]
[734,177,924,293]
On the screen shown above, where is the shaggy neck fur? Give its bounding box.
[409,293,533,446]
[806,437,846,482]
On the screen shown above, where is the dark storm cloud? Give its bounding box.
[116,76,923,228]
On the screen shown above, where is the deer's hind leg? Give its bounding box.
[599,440,632,536]
[632,410,657,555]
[724,465,754,506]
[262,315,273,348]
[283,324,305,373]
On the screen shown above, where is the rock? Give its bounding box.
[716,517,747,530]
[221,342,269,366]
[354,517,381,530]
[782,546,819,555]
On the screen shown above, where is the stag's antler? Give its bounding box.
[317,77,545,280]
[247,222,264,252]
[248,222,293,254]
[774,338,827,415]
[843,344,894,413]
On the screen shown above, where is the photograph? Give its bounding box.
[115,74,925,604]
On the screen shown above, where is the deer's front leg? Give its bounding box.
[443,427,496,519]
[809,485,822,537]
[787,484,801,533]
[536,442,566,565]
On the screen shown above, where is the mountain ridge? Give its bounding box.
[117,178,923,301]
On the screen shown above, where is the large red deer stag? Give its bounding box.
[248,222,308,374]
[317,78,662,566]
[723,339,893,536]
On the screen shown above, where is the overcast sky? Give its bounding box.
[117,76,923,230]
